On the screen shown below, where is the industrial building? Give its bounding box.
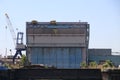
[88,49,120,67]
[26,21,89,69]
[26,20,120,69]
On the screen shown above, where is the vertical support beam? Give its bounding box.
[82,48,86,62]
[26,47,32,65]
[86,24,90,64]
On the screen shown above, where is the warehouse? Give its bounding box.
[26,21,89,69]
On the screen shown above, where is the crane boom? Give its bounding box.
[5,13,16,46]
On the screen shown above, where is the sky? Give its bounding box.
[0,0,120,56]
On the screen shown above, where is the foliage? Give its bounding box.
[89,61,98,68]
[80,61,87,68]
[20,54,27,66]
[102,60,114,69]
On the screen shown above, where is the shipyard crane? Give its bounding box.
[5,13,26,63]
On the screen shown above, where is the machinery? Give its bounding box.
[5,13,26,63]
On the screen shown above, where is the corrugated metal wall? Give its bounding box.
[30,47,82,69]
[89,55,120,66]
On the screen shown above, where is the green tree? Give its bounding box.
[80,61,87,69]
[102,60,114,69]
[20,55,27,66]
[89,61,98,68]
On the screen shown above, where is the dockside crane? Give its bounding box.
[5,13,26,63]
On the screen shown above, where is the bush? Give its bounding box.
[80,61,87,68]
[89,61,98,68]
[102,60,114,69]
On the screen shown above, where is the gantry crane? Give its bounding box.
[5,13,26,63]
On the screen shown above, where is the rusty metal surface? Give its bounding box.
[26,23,89,47]
[27,28,86,34]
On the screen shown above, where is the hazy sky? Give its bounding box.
[0,0,120,56]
